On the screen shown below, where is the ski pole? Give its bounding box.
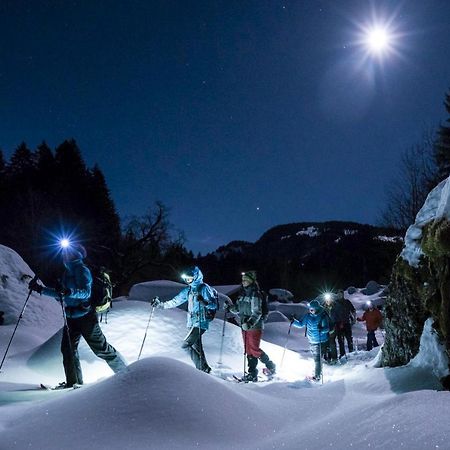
[243,327,247,377]
[319,336,323,385]
[59,293,76,379]
[0,275,38,372]
[217,311,227,365]
[138,304,155,361]
[317,320,324,385]
[280,321,293,369]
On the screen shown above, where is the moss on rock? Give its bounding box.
[383,219,450,381]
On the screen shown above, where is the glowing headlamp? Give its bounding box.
[60,238,71,249]
[181,273,194,282]
[324,293,332,302]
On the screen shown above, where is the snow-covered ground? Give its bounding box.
[0,245,449,449]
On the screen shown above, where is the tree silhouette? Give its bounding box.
[434,90,450,182]
[0,140,191,291]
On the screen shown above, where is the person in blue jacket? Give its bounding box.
[292,299,330,381]
[29,243,127,389]
[151,266,215,373]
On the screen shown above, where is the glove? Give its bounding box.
[241,321,250,331]
[150,296,162,308]
[59,288,71,298]
[197,294,208,305]
[28,278,43,294]
[289,315,296,324]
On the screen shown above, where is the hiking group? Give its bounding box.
[26,242,382,387]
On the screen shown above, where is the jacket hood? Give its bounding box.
[64,258,84,270]
[309,299,323,313]
[188,266,204,288]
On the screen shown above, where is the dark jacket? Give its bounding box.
[42,259,92,319]
[230,284,264,331]
[332,298,356,326]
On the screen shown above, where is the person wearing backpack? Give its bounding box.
[320,294,338,365]
[291,299,330,381]
[28,243,127,389]
[227,271,276,382]
[333,290,356,359]
[150,266,216,373]
[92,266,113,323]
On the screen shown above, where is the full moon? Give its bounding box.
[366,27,390,53]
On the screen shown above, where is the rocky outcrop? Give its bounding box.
[383,257,432,367]
[382,179,450,387]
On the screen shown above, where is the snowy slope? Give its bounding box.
[0,246,449,450]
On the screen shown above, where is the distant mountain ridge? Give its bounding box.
[198,221,403,299]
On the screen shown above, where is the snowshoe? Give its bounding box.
[241,373,258,383]
[231,373,258,383]
[51,382,82,390]
[305,375,321,383]
[262,367,276,379]
[52,382,70,390]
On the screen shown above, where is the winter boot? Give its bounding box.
[53,382,73,390]
[241,373,258,382]
[243,355,258,382]
[259,351,276,376]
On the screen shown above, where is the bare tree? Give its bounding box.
[114,202,188,291]
[380,132,437,230]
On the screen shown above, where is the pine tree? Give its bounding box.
[7,142,36,181]
[36,142,56,192]
[85,165,122,266]
[1,143,41,264]
[0,149,5,196]
[54,139,87,178]
[53,139,91,225]
[434,90,450,182]
[0,150,7,236]
[0,149,5,174]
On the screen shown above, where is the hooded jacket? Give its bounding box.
[162,267,215,330]
[42,259,93,319]
[229,284,264,331]
[293,303,330,344]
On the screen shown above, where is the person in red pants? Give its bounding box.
[227,271,275,382]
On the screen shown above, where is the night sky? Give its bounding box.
[1,1,450,254]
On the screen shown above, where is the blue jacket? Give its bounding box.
[42,259,93,319]
[162,267,215,330]
[293,308,330,344]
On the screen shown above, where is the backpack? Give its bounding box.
[91,271,113,313]
[259,290,269,321]
[196,283,220,320]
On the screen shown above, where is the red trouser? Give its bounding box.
[242,329,263,358]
